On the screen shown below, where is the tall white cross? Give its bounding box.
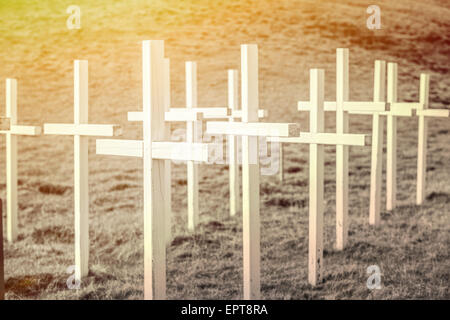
[268,67,370,286]
[1,79,42,242]
[385,65,449,209]
[96,40,217,300]
[206,44,300,299]
[43,60,122,281]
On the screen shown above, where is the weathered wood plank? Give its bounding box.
[308,68,325,286]
[5,79,18,242]
[186,61,200,232]
[142,40,166,300]
[386,63,398,211]
[241,44,260,300]
[206,121,300,137]
[335,48,349,251]
[416,74,429,205]
[73,60,89,281]
[44,123,122,136]
[298,101,387,112]
[228,69,241,217]
[268,132,368,146]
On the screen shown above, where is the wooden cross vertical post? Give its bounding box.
[308,68,325,285]
[186,61,200,231]
[241,44,260,300]
[142,40,166,299]
[386,63,398,211]
[0,116,12,300]
[335,48,349,250]
[228,69,241,216]
[74,61,89,280]
[128,59,173,244]
[44,60,122,281]
[1,79,42,242]
[163,58,172,244]
[369,60,386,225]
[278,144,284,181]
[416,74,429,205]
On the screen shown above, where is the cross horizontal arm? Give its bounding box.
[389,102,422,110]
[44,124,122,137]
[0,125,41,136]
[96,139,214,162]
[268,132,370,146]
[164,110,203,122]
[231,109,267,119]
[127,111,143,122]
[128,107,231,121]
[129,108,268,121]
[349,109,414,117]
[386,102,448,117]
[181,107,231,118]
[206,121,300,137]
[298,101,388,112]
[0,117,10,130]
[416,109,449,118]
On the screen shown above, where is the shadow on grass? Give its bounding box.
[426,192,450,203]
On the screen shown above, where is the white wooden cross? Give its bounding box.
[268,67,370,286]
[206,44,300,299]
[298,50,415,233]
[385,65,449,209]
[1,79,42,242]
[43,60,122,281]
[96,40,217,300]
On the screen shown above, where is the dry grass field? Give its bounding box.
[0,0,449,299]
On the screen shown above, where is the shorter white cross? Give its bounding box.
[0,79,41,242]
[206,44,300,299]
[384,68,449,208]
[43,60,122,281]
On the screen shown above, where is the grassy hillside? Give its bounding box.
[0,0,448,299]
